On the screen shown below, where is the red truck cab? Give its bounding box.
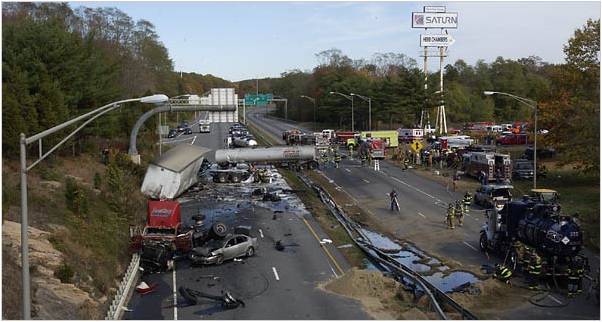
[135,200,193,252]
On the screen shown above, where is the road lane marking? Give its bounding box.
[463,241,478,252]
[344,168,351,173]
[191,135,197,145]
[417,212,426,219]
[390,176,438,200]
[259,229,264,238]
[362,179,370,184]
[330,266,339,278]
[301,218,345,275]
[172,263,178,320]
[272,267,280,281]
[548,295,563,304]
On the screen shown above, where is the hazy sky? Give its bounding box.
[73,1,600,81]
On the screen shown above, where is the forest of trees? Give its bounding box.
[2,2,232,155]
[238,20,599,172]
[2,3,598,172]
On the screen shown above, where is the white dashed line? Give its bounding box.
[172,263,178,320]
[345,168,351,173]
[362,179,370,184]
[417,212,426,219]
[272,267,280,281]
[191,135,197,145]
[463,241,478,252]
[259,229,264,238]
[548,295,563,304]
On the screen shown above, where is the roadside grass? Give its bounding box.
[247,121,367,267]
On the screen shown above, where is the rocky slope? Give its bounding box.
[2,220,101,319]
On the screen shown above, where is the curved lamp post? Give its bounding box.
[484,91,538,189]
[300,95,317,131]
[19,94,168,319]
[350,93,372,131]
[329,91,354,131]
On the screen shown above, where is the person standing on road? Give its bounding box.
[389,189,399,212]
[455,200,464,227]
[527,249,542,290]
[446,204,455,229]
[334,151,342,168]
[321,152,329,169]
[567,257,580,297]
[463,192,472,213]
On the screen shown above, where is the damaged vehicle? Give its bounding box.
[189,233,258,265]
[474,184,513,210]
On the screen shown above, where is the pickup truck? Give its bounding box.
[496,134,528,145]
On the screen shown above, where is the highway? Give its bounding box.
[125,113,370,319]
[246,106,601,320]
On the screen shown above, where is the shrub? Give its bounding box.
[55,262,74,283]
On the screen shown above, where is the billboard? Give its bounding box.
[412,12,458,29]
[423,6,446,13]
[420,34,455,47]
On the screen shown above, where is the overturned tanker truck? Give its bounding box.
[211,146,319,183]
[479,189,587,282]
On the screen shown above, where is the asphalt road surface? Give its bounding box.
[246,106,600,320]
[125,114,371,320]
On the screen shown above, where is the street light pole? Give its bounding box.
[300,95,317,131]
[351,93,372,131]
[19,94,168,319]
[329,91,354,131]
[484,91,538,189]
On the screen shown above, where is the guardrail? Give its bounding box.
[105,253,140,320]
[298,174,478,320]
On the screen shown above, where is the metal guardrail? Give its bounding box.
[105,253,140,320]
[298,174,478,320]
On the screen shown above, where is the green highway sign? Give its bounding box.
[245,93,273,106]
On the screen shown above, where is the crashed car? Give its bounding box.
[189,233,258,265]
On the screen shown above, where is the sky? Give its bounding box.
[72,1,600,81]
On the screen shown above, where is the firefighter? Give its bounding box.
[567,257,580,297]
[520,246,531,273]
[334,151,342,168]
[576,255,586,295]
[455,200,464,226]
[403,157,409,171]
[511,239,525,273]
[321,152,329,168]
[463,192,472,213]
[494,264,513,285]
[527,249,542,290]
[446,204,455,229]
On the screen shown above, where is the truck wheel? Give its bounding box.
[479,233,488,251]
[307,161,318,170]
[218,172,228,183]
[211,222,228,238]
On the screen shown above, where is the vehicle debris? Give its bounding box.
[178,287,245,309]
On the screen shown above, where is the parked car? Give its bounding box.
[183,127,193,135]
[167,129,178,138]
[513,159,534,180]
[474,184,513,210]
[523,147,557,160]
[189,233,258,265]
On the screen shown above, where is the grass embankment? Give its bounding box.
[246,121,367,267]
[2,147,148,318]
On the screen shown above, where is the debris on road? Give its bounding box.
[178,287,245,309]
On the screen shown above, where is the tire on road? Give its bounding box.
[246,247,255,257]
[229,173,241,183]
